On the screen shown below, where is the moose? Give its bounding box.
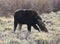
[14,9,48,33]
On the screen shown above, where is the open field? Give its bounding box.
[0,12,60,44]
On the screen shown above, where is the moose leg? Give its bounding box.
[25,25,31,39]
[27,25,31,33]
[33,24,40,32]
[18,24,22,33]
[37,20,48,32]
[14,21,18,32]
[19,24,22,30]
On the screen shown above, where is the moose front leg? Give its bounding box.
[37,20,48,32]
[33,24,40,32]
[27,25,31,33]
[25,25,31,39]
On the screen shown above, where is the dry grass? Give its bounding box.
[0,12,60,44]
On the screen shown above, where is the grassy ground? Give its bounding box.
[0,11,60,44]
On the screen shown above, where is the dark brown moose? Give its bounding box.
[14,9,48,33]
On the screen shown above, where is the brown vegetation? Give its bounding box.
[0,0,60,17]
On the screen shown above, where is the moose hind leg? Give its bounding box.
[19,24,22,30]
[18,24,22,33]
[14,21,18,32]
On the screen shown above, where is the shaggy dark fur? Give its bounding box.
[14,9,48,32]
